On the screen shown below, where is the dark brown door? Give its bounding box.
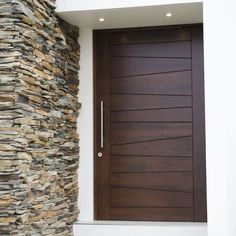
[94,25,207,222]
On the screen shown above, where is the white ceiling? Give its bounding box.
[56,0,202,12]
[56,2,203,29]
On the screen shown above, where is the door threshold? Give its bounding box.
[75,221,207,226]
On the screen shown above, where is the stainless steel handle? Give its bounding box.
[100,101,104,148]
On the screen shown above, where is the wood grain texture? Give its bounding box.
[111,136,193,156]
[110,123,192,145]
[111,108,192,122]
[111,57,191,78]
[94,33,111,219]
[111,156,193,173]
[94,25,206,222]
[192,27,207,222]
[110,208,193,221]
[110,70,192,95]
[110,41,191,58]
[110,28,191,44]
[110,187,193,207]
[111,94,192,111]
[111,172,193,192]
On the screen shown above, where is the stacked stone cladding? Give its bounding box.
[0,0,80,235]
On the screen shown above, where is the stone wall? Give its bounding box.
[0,0,80,235]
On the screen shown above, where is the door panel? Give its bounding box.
[111,136,193,156]
[111,94,192,111]
[110,41,191,58]
[94,25,207,222]
[110,122,192,145]
[110,156,193,173]
[111,172,193,192]
[111,107,192,122]
[110,70,192,95]
[110,208,194,221]
[110,28,191,44]
[111,57,191,78]
[110,187,193,207]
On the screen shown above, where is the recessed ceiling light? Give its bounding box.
[166,12,172,17]
[99,18,105,22]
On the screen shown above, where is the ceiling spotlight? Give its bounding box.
[166,12,172,17]
[99,18,105,22]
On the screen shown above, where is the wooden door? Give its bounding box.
[94,25,207,222]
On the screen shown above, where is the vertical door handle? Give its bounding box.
[100,101,104,149]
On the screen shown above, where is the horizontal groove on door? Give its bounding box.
[110,171,193,174]
[110,69,192,80]
[110,187,193,208]
[111,93,192,96]
[110,156,193,172]
[111,94,192,111]
[110,29,191,45]
[111,107,193,112]
[110,41,191,58]
[111,121,193,124]
[110,172,193,192]
[111,108,192,122]
[110,186,192,194]
[110,136,193,146]
[111,136,193,147]
[111,136,193,156]
[110,123,192,145]
[110,70,192,95]
[111,57,192,78]
[111,56,192,59]
[111,155,193,158]
[109,208,194,221]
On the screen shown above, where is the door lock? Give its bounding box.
[97,152,103,158]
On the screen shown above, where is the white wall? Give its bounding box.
[77,29,94,221]
[204,1,236,236]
